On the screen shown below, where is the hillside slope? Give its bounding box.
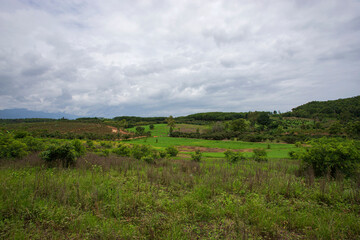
[289,95,360,119]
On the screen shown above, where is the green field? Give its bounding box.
[127,124,296,159]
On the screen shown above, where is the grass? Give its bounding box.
[2,122,359,238]
[126,124,296,159]
[1,153,360,239]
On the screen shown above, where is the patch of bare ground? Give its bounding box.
[177,146,253,153]
[107,126,130,135]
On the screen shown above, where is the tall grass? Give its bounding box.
[1,153,360,239]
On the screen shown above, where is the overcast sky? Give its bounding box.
[0,0,359,117]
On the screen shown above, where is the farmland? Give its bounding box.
[127,124,296,159]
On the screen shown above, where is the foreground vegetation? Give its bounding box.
[1,152,360,239]
[1,96,360,239]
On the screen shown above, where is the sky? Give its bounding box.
[0,0,360,118]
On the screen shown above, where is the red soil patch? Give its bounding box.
[107,126,130,135]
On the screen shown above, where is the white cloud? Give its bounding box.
[0,0,360,117]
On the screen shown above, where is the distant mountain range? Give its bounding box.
[0,108,81,120]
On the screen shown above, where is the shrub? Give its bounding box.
[159,150,168,158]
[100,141,113,149]
[253,148,267,162]
[100,149,110,157]
[0,133,30,158]
[191,150,202,162]
[112,144,131,157]
[149,124,154,130]
[72,139,86,157]
[297,138,360,177]
[142,155,155,164]
[135,126,145,135]
[86,140,95,150]
[40,141,86,167]
[224,150,244,163]
[14,131,30,139]
[131,144,153,160]
[288,150,297,159]
[165,146,178,157]
[40,143,77,167]
[22,136,45,152]
[0,134,28,159]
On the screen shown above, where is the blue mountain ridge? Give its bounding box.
[0,108,81,120]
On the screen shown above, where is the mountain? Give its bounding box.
[288,95,360,119]
[0,108,81,120]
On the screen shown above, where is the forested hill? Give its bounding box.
[287,95,360,119]
[176,112,246,122]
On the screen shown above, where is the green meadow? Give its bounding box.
[127,124,296,159]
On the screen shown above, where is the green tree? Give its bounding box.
[224,150,244,163]
[257,113,271,126]
[165,146,178,157]
[229,119,248,132]
[253,148,268,162]
[135,126,145,135]
[329,121,342,135]
[297,138,360,177]
[166,115,175,135]
[346,121,360,138]
[212,121,225,133]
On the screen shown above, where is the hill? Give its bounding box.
[287,95,360,119]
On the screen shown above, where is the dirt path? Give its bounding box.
[107,126,131,135]
[177,146,253,153]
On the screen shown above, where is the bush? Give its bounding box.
[135,126,145,135]
[14,131,30,139]
[73,139,86,157]
[100,141,113,149]
[40,143,76,167]
[191,150,202,162]
[288,150,297,159]
[224,150,244,163]
[0,134,29,159]
[159,150,168,158]
[253,148,267,162]
[131,144,153,160]
[86,140,95,150]
[297,138,360,177]
[142,155,155,164]
[112,144,131,157]
[40,141,86,167]
[22,136,45,152]
[165,146,178,157]
[100,149,110,157]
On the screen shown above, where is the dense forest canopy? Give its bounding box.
[287,95,360,119]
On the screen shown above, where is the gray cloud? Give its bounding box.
[0,0,360,117]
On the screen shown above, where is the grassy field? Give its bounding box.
[1,153,359,239]
[127,124,296,159]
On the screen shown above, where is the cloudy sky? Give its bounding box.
[0,0,359,117]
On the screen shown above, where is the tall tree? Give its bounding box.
[166,115,175,134]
